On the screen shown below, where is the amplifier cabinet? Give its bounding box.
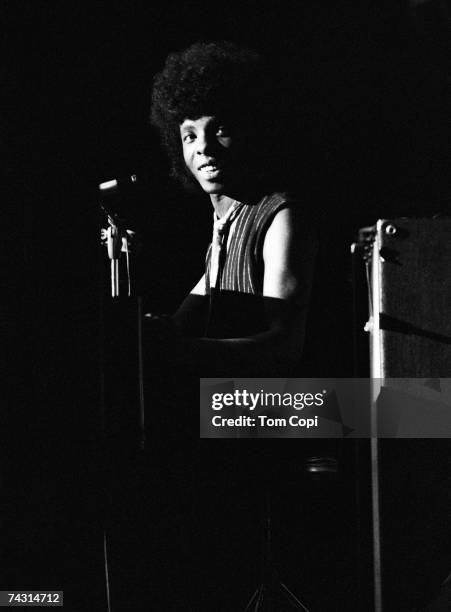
[361,219,451,611]
[369,217,451,378]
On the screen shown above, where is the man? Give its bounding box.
[143,42,338,610]
[149,41,318,376]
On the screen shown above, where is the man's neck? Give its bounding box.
[210,184,263,217]
[210,194,237,218]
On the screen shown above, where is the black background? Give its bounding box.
[5,1,451,610]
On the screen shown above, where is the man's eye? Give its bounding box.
[216,126,229,137]
[183,133,195,143]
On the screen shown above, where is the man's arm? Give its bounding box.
[173,207,318,376]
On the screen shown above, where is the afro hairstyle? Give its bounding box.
[150,41,272,189]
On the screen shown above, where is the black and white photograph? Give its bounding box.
[5,1,451,610]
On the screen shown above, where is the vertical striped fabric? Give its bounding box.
[205,192,295,295]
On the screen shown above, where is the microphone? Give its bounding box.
[99,174,138,220]
[99,173,137,193]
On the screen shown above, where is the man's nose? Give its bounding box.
[196,132,214,155]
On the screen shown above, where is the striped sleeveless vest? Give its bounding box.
[205,192,295,295]
[204,193,296,339]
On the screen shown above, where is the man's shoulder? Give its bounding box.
[253,191,318,225]
[248,191,297,218]
[258,191,297,207]
[252,193,321,249]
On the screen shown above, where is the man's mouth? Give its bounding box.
[197,162,224,180]
[198,161,221,171]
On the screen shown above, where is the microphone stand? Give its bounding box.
[101,206,136,298]
[244,485,312,612]
[99,196,146,611]
[100,202,144,444]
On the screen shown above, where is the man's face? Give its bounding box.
[180,116,243,195]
